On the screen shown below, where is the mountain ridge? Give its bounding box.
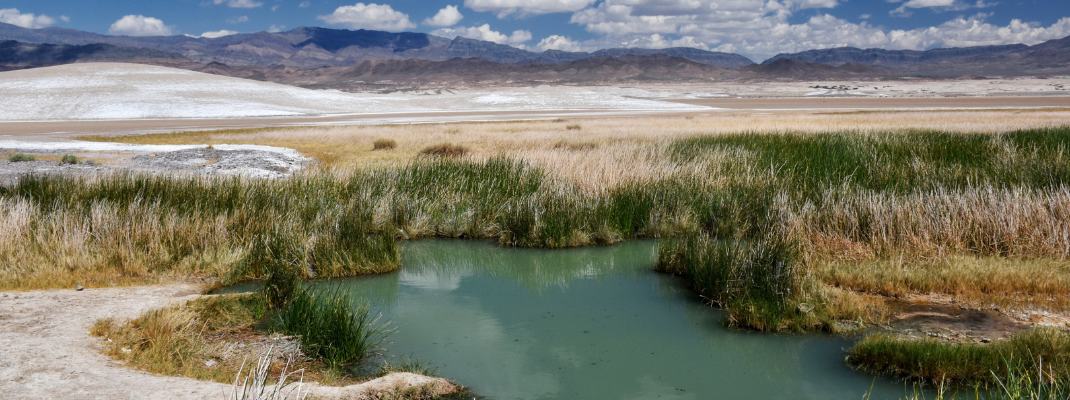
[0,22,754,69]
[2,22,1069,85]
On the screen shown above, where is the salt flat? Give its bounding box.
[0,63,704,122]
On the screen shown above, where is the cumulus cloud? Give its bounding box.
[537,35,585,51]
[319,2,416,30]
[0,8,57,29]
[795,0,839,8]
[200,29,239,38]
[108,15,174,37]
[212,0,263,8]
[464,0,596,18]
[433,24,532,46]
[424,5,464,27]
[563,0,1070,61]
[890,0,993,17]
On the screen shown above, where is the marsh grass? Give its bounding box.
[848,329,1070,384]
[60,154,80,165]
[5,128,1070,334]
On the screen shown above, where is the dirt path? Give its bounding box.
[0,285,453,400]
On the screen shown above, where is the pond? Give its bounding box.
[323,240,906,400]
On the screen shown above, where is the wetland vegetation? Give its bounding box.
[6,123,1070,397]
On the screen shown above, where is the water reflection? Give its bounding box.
[324,240,906,400]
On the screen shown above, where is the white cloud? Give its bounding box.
[424,5,464,27]
[299,1,312,8]
[319,2,416,31]
[0,8,57,29]
[433,24,532,46]
[200,29,239,38]
[890,0,993,17]
[108,15,174,37]
[464,0,596,18]
[212,0,263,9]
[795,0,839,8]
[537,35,585,51]
[563,0,1070,61]
[227,15,250,24]
[901,0,956,7]
[267,24,286,33]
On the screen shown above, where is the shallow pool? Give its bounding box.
[323,240,906,400]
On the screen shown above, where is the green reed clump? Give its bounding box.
[848,328,1070,385]
[273,288,385,372]
[7,153,35,162]
[242,231,305,310]
[657,230,802,331]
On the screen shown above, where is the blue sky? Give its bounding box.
[2,0,1070,60]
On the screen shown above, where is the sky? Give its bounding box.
[2,0,1070,61]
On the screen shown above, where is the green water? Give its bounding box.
[325,240,905,400]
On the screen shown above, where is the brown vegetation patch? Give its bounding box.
[419,143,468,158]
[373,139,398,151]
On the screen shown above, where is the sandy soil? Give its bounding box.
[0,285,454,400]
[671,96,1070,109]
[0,109,693,139]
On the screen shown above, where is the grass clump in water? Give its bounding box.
[272,288,386,373]
[656,230,804,331]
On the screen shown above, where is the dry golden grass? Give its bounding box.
[82,109,1070,170]
[817,257,1070,309]
[90,294,361,386]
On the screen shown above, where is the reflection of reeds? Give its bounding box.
[398,240,656,292]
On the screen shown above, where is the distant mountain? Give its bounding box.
[0,40,184,69]
[184,54,738,89]
[0,22,754,69]
[746,59,882,79]
[2,21,1070,85]
[763,36,1070,77]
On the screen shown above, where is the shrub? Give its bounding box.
[60,154,80,165]
[419,144,468,158]
[565,124,582,131]
[373,139,397,151]
[8,153,35,162]
[273,288,385,372]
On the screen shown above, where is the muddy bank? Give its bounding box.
[0,285,455,400]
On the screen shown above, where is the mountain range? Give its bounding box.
[1,21,1068,87]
